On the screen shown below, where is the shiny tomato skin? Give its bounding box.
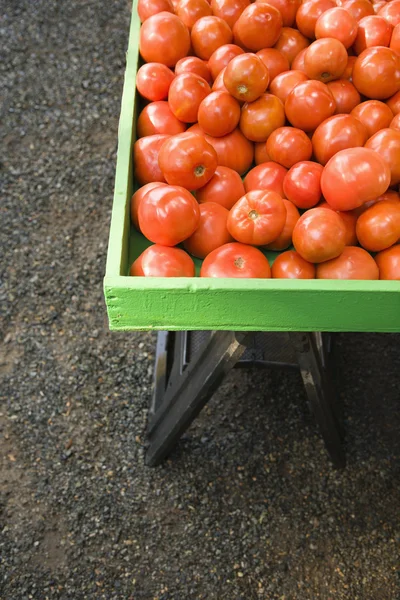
[269,70,308,103]
[390,24,400,53]
[316,246,379,279]
[138,0,174,22]
[356,200,400,252]
[200,242,271,277]
[273,27,310,66]
[131,183,166,231]
[375,244,400,279]
[390,113,400,131]
[365,128,400,186]
[318,200,358,245]
[321,147,391,211]
[343,55,357,80]
[271,250,316,278]
[266,127,313,168]
[212,67,230,93]
[295,0,336,39]
[386,90,400,115]
[342,0,375,21]
[137,102,187,137]
[291,48,307,72]
[285,80,336,132]
[198,91,241,137]
[158,132,218,190]
[176,0,213,29]
[352,47,400,100]
[136,63,175,101]
[353,16,393,55]
[264,199,300,250]
[233,3,283,51]
[378,1,400,28]
[240,93,286,142]
[210,0,250,28]
[256,48,290,81]
[191,16,233,60]
[259,0,301,28]
[183,202,233,258]
[283,161,323,208]
[326,79,361,113]
[168,73,211,123]
[196,166,246,209]
[224,53,269,103]
[315,7,358,48]
[254,142,272,165]
[134,134,170,185]
[130,244,195,277]
[175,56,212,83]
[244,162,287,196]
[351,100,394,138]
[139,12,191,67]
[208,44,244,81]
[312,114,368,166]
[304,38,348,82]
[227,190,287,245]
[292,207,347,263]
[188,124,254,174]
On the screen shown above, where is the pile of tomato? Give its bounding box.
[130,0,400,280]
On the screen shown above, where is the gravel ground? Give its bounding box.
[1,1,399,599]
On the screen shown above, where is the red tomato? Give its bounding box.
[342,0,374,21]
[138,0,174,22]
[130,244,195,277]
[196,165,246,209]
[136,63,175,101]
[254,142,272,165]
[386,90,400,115]
[271,250,316,278]
[210,0,250,28]
[283,161,323,208]
[293,207,347,262]
[191,16,233,60]
[318,200,358,245]
[244,162,287,196]
[269,70,308,103]
[208,44,244,81]
[131,183,166,230]
[343,55,357,80]
[353,190,400,216]
[365,128,400,186]
[188,124,254,174]
[240,93,286,142]
[183,202,233,257]
[137,101,187,137]
[273,27,309,66]
[295,0,336,39]
[212,67,230,93]
[168,73,210,123]
[356,201,400,251]
[264,199,300,250]
[223,53,269,102]
[176,0,213,29]
[200,242,271,277]
[316,246,379,279]
[304,38,348,82]
[259,0,302,28]
[351,100,394,138]
[227,190,287,245]
[233,3,283,51]
[291,48,307,72]
[352,47,400,100]
[378,1,400,27]
[266,127,313,168]
[321,147,391,211]
[175,56,212,83]
[390,23,400,53]
[134,134,170,185]
[198,91,241,137]
[390,113,400,131]
[158,132,218,189]
[285,80,336,132]
[315,7,358,48]
[353,15,393,55]
[139,12,191,67]
[312,114,367,165]
[326,79,361,113]
[375,244,400,279]
[256,48,290,81]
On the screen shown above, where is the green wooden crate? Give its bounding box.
[104,6,400,332]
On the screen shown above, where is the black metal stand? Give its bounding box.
[146,331,345,469]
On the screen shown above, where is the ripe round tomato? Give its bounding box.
[273,27,309,66]
[223,53,269,102]
[210,0,250,28]
[269,69,309,103]
[198,91,241,137]
[264,199,300,250]
[351,100,394,138]
[244,162,287,196]
[139,184,200,245]
[291,47,307,72]
[353,15,393,55]
[375,244,400,279]
[285,80,336,132]
[352,47,400,100]
[176,0,212,29]
[227,190,287,245]
[134,134,170,185]
[139,12,191,67]
[254,142,272,165]
[266,127,313,168]
[183,202,233,258]
[356,200,400,251]
[283,161,323,208]
[386,90,400,115]
[312,114,367,165]
[233,3,283,51]
[318,201,358,245]
[390,113,400,131]
[136,63,175,101]
[304,38,348,82]
[378,1,400,28]
[343,55,357,80]
[315,7,358,48]
[240,93,286,142]
[208,44,244,81]
[200,242,271,278]
[138,0,174,22]
[316,246,379,279]
[390,23,400,53]
[295,0,336,39]
[196,165,246,209]
[260,0,301,28]
[326,79,361,113]
[131,183,165,230]
[256,48,290,81]
[188,124,254,174]
[175,56,212,83]
[168,73,210,123]
[342,0,374,21]
[271,250,316,278]
[137,101,187,137]
[365,128,400,186]
[130,244,195,277]
[292,207,347,263]
[321,147,391,211]
[158,132,218,189]
[191,16,233,60]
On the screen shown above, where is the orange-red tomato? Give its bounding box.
[168,73,210,123]
[136,63,175,101]
[191,16,233,60]
[233,3,283,51]
[256,48,290,81]
[175,56,212,83]
[386,90,400,115]
[375,244,400,279]
[365,128,400,186]
[200,242,271,277]
[227,190,287,245]
[390,113,400,131]
[318,200,358,245]
[264,199,300,250]
[131,183,166,230]
[352,47,400,100]
[254,142,272,165]
[208,44,244,80]
[378,1,400,28]
[130,244,195,277]
[312,114,367,165]
[138,0,174,22]
[266,126,313,168]
[356,190,400,216]
[285,80,336,131]
[134,134,170,185]
[390,23,400,53]
[304,37,348,82]
[224,53,269,102]
[372,0,386,14]
[210,0,250,28]
[316,246,379,279]
[315,7,358,48]
[183,202,233,257]
[196,165,246,209]
[139,12,191,67]
[273,27,309,66]
[343,55,357,80]
[176,0,212,29]
[158,132,218,189]
[240,93,286,142]
[283,161,324,208]
[212,67,230,93]
[138,184,200,245]
[198,91,241,137]
[271,250,316,279]
[351,100,394,138]
[353,15,393,55]
[327,79,361,113]
[244,162,287,196]
[291,47,307,72]
[137,101,187,137]
[356,200,400,251]
[295,0,336,39]
[321,147,391,211]
[293,207,347,262]
[342,0,374,21]
[259,0,301,28]
[269,69,308,103]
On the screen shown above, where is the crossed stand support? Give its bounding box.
[146,331,345,469]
